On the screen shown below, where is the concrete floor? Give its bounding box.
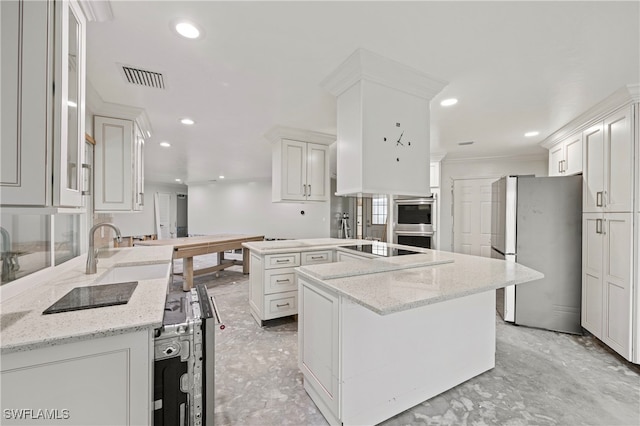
[174,261,640,426]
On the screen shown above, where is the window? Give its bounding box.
[372,196,388,225]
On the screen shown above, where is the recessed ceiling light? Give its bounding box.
[175,178,181,182]
[524,131,540,137]
[180,118,195,125]
[175,21,201,39]
[219,175,225,179]
[160,142,171,148]
[440,98,458,107]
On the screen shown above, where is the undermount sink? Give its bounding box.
[97,263,170,284]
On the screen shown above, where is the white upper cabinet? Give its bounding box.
[548,132,582,176]
[267,126,335,203]
[583,106,635,213]
[1,0,86,208]
[94,116,144,212]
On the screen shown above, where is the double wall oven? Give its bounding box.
[393,197,436,249]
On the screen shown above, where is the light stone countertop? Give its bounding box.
[0,246,173,354]
[297,251,543,315]
[242,238,369,254]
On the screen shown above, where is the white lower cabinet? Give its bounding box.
[582,212,633,359]
[298,274,497,425]
[335,251,369,262]
[0,329,153,426]
[249,250,333,325]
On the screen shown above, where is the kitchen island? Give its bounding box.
[294,245,543,426]
[0,246,173,426]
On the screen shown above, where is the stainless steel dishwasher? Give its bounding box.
[154,284,223,426]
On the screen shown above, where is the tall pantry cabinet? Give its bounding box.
[544,85,639,363]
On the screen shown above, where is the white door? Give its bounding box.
[453,178,496,257]
[154,192,172,239]
[582,213,603,337]
[563,133,583,175]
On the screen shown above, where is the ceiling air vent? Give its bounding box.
[121,65,165,89]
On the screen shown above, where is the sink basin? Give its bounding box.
[97,263,170,284]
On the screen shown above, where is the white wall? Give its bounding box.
[439,154,548,252]
[188,179,330,239]
[110,182,187,237]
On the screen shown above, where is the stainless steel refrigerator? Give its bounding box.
[490,175,582,334]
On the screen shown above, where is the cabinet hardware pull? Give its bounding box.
[308,185,311,196]
[303,184,307,197]
[601,219,606,235]
[596,218,602,234]
[276,279,290,283]
[558,161,562,174]
[276,259,289,263]
[276,303,290,308]
[602,190,607,207]
[596,191,603,207]
[311,256,323,259]
[81,163,92,195]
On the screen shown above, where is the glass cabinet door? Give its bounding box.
[54,0,86,207]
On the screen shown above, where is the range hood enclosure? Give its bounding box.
[322,49,447,197]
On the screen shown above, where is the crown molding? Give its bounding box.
[86,79,153,138]
[320,48,448,100]
[78,0,113,22]
[540,83,640,149]
[264,125,336,146]
[442,153,547,164]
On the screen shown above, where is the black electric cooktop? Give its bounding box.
[340,244,421,257]
[43,281,138,315]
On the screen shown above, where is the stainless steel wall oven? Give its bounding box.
[393,197,436,249]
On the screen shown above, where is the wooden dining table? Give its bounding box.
[135,234,264,291]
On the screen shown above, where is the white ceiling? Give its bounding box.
[86,1,640,185]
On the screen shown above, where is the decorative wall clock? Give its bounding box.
[383,122,411,162]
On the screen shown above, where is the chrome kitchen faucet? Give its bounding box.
[86,223,122,274]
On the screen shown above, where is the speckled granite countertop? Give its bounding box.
[0,246,173,354]
[298,251,543,315]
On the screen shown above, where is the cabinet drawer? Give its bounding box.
[264,292,297,319]
[264,270,297,294]
[264,253,301,269]
[301,250,333,265]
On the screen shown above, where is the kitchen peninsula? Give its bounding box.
[244,239,543,426]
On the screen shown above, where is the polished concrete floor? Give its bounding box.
[173,260,640,426]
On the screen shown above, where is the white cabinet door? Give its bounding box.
[298,277,340,419]
[133,124,145,210]
[306,143,329,201]
[604,107,634,212]
[548,143,564,176]
[282,139,307,200]
[53,0,86,207]
[563,133,583,176]
[601,213,633,358]
[94,116,134,211]
[582,212,633,360]
[583,123,605,213]
[582,213,603,337]
[274,139,329,202]
[1,0,51,206]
